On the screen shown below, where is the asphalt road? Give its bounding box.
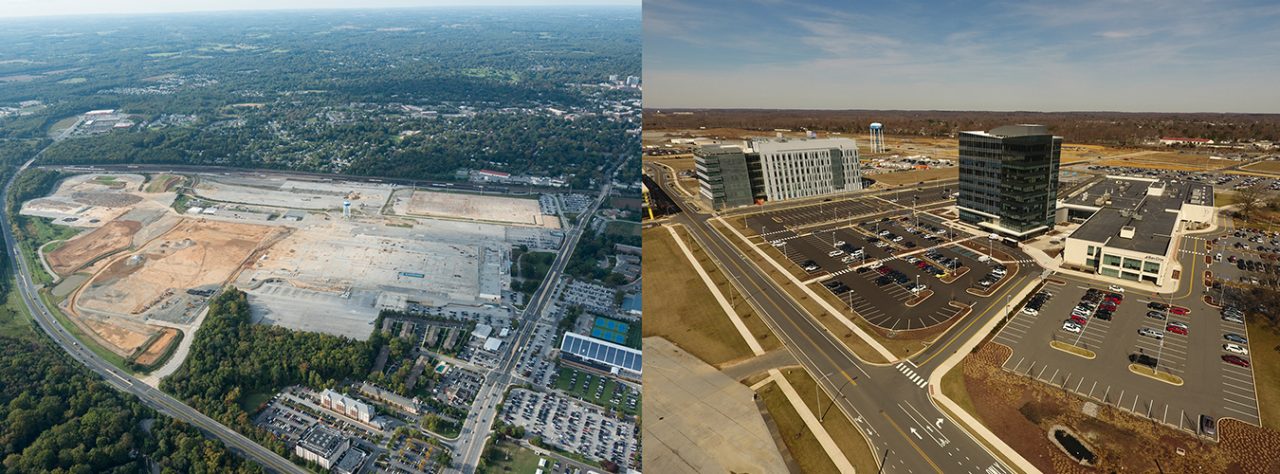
[2,157,308,474]
[647,162,1035,474]
[450,164,617,474]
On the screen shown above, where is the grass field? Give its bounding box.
[1096,151,1235,171]
[641,226,758,366]
[479,438,544,474]
[552,366,639,416]
[0,279,35,340]
[758,379,840,474]
[1240,160,1280,176]
[1249,319,1280,428]
[239,390,273,414]
[603,220,640,237]
[779,368,880,474]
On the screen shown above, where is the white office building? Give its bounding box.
[750,137,862,201]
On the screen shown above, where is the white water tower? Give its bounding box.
[342,200,351,219]
[869,122,885,153]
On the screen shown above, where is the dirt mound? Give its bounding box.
[46,219,141,275]
[132,327,180,367]
[71,191,142,208]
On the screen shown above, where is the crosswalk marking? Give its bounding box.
[897,363,928,388]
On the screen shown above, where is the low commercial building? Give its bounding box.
[559,331,641,381]
[1061,177,1214,286]
[295,424,350,470]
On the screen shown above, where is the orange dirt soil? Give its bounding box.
[79,218,278,315]
[133,327,179,366]
[82,318,154,356]
[45,219,141,275]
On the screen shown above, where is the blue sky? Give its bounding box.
[644,0,1280,112]
[0,0,637,19]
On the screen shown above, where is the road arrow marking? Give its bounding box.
[935,418,944,428]
[910,427,922,439]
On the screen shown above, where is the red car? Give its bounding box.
[1100,302,1118,311]
[1070,315,1088,325]
[916,261,929,269]
[1166,325,1188,335]
[1106,293,1124,302]
[1223,355,1251,368]
[1169,306,1190,315]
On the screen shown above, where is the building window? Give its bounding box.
[1102,254,1122,267]
[1122,258,1142,271]
[1100,267,1120,277]
[1143,261,1160,274]
[1087,245,1097,256]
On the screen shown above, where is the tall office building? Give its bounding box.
[695,137,862,210]
[695,144,757,209]
[957,124,1061,238]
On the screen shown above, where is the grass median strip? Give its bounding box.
[1128,364,1184,386]
[1050,340,1097,359]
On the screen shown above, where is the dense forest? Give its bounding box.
[0,335,260,473]
[0,8,640,185]
[645,109,1280,146]
[161,287,379,458]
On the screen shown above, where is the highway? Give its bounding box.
[1,157,308,474]
[450,162,619,473]
[647,162,1036,474]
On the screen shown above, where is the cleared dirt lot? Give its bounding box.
[78,219,277,315]
[133,327,180,366]
[45,219,141,275]
[400,189,554,228]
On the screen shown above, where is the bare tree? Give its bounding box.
[1236,182,1273,223]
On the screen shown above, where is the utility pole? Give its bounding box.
[817,371,834,422]
[877,449,892,474]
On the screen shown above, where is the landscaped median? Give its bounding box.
[1049,340,1096,359]
[1128,364,1185,386]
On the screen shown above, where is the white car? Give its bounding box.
[878,230,891,237]
[1108,284,1125,293]
[771,240,785,247]
[1062,321,1082,333]
[1167,321,1189,330]
[909,284,928,294]
[1021,306,1039,315]
[841,255,856,263]
[1223,343,1249,356]
[834,240,845,247]
[828,250,844,257]
[892,236,905,242]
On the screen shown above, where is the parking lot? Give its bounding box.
[760,213,1010,330]
[501,388,640,471]
[744,182,955,237]
[991,275,1262,439]
[1209,226,1280,290]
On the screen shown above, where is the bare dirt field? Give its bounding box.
[83,317,155,356]
[46,219,141,275]
[869,167,958,186]
[132,327,180,366]
[401,189,554,227]
[78,218,277,315]
[1095,151,1237,171]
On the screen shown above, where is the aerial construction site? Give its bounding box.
[21,170,565,372]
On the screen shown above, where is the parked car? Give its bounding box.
[1169,306,1189,315]
[1146,310,1168,320]
[1223,344,1249,356]
[1062,321,1082,333]
[1108,284,1126,293]
[1224,333,1248,344]
[1222,355,1250,368]
[1200,415,1216,437]
[1138,328,1164,340]
[1166,325,1188,335]
[1148,301,1169,310]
